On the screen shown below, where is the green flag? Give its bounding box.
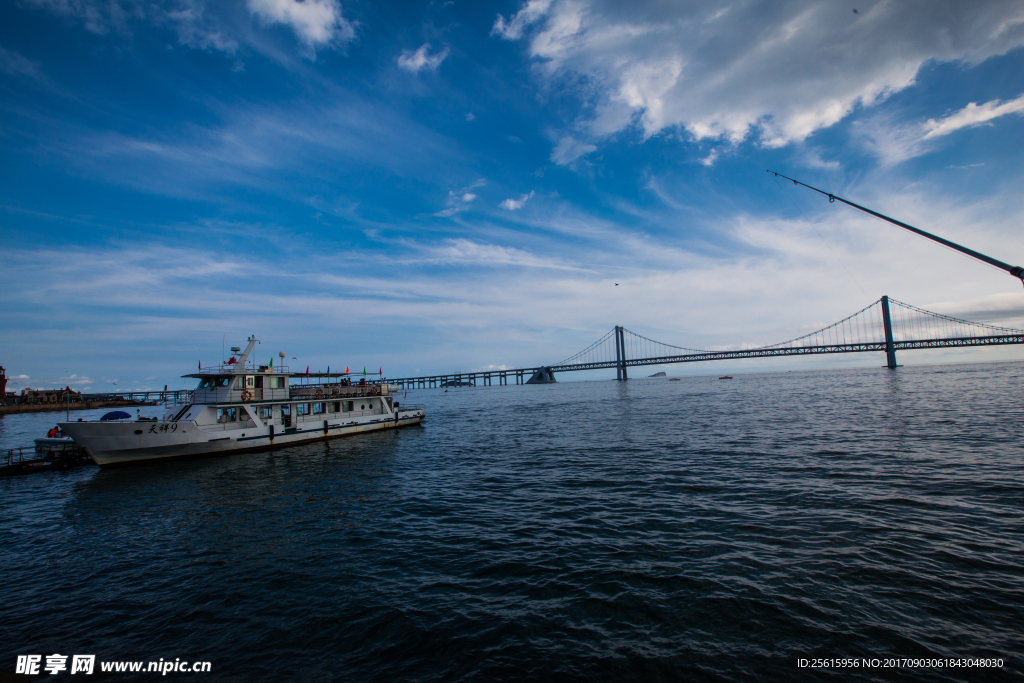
[363,367,366,376]
[269,358,273,368]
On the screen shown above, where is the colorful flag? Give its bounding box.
[269,358,273,368]
[346,366,349,374]
[306,366,309,375]
[363,367,366,376]
[198,360,201,370]
[379,367,382,376]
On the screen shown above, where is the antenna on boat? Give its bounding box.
[767,170,1024,289]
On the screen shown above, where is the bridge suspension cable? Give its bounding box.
[761,299,886,350]
[887,298,1023,342]
[554,328,619,366]
[621,328,704,359]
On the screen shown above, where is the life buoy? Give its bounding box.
[241,390,253,402]
[371,386,380,396]
[315,389,324,399]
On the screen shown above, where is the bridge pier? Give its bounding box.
[881,295,898,369]
[615,325,628,380]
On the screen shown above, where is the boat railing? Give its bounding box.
[201,363,291,374]
[289,385,396,399]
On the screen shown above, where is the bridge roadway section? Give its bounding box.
[387,332,1024,389]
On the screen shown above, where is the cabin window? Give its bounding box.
[332,402,341,413]
[198,376,231,388]
[260,407,273,420]
[297,403,310,416]
[312,403,325,414]
[273,377,285,389]
[360,404,365,410]
[234,377,245,390]
[217,408,237,423]
[346,401,354,412]
[245,376,255,389]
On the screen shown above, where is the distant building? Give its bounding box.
[19,387,82,405]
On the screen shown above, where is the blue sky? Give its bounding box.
[2,0,1024,392]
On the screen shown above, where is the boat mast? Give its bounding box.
[768,171,1024,288]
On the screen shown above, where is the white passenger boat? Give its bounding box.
[60,337,425,467]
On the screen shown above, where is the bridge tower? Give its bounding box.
[615,326,628,381]
[881,295,897,369]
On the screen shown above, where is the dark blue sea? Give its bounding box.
[2,362,1023,681]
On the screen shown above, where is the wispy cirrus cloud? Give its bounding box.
[859,93,1024,165]
[23,0,354,56]
[0,46,46,80]
[550,136,596,165]
[433,179,485,217]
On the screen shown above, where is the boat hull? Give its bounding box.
[60,410,425,467]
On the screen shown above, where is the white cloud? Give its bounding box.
[859,93,1024,165]
[492,0,553,40]
[923,93,1024,139]
[495,0,1024,152]
[466,112,476,121]
[500,191,535,210]
[550,136,596,165]
[397,43,450,72]
[434,180,485,216]
[247,0,354,46]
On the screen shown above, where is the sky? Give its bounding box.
[2,0,1024,392]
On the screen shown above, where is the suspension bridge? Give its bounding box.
[388,295,1024,389]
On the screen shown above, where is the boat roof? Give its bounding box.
[182,337,358,379]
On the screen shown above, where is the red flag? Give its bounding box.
[379,367,382,376]
[306,365,309,375]
[198,360,201,370]
[345,366,349,373]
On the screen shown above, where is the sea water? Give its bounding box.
[2,362,1022,680]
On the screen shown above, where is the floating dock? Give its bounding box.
[1,443,95,477]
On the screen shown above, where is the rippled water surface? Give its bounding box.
[3,363,1023,681]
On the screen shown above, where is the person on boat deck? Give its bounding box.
[48,427,58,438]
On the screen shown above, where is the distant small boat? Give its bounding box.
[718,376,733,380]
[669,378,681,381]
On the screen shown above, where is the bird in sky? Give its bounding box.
[615,283,619,286]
